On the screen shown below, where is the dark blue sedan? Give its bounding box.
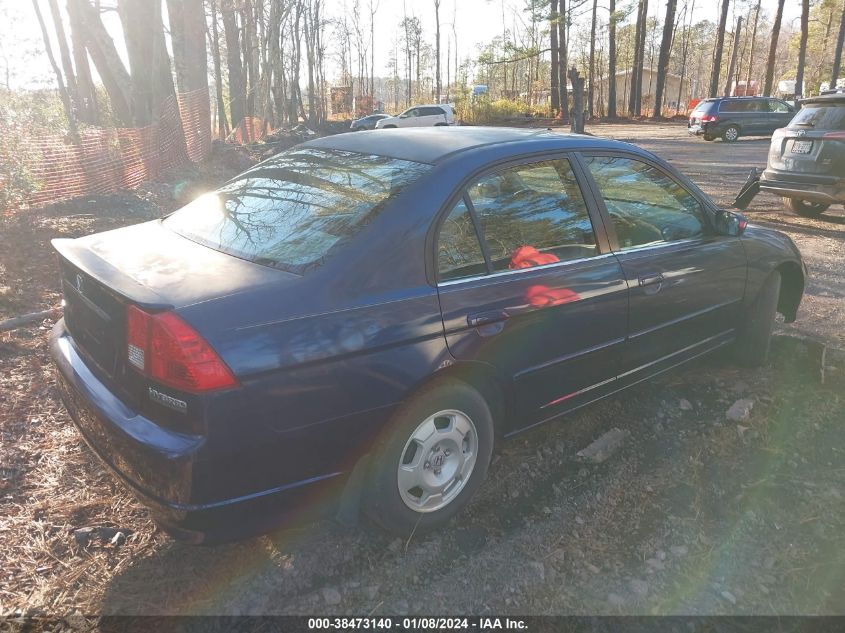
[50,128,806,543]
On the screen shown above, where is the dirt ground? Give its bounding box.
[1,123,844,617]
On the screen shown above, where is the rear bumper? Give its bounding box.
[760,170,845,204]
[688,122,721,137]
[50,319,345,543]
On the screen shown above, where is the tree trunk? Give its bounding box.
[652,0,677,119]
[45,0,81,119]
[434,0,441,102]
[709,0,730,97]
[744,0,761,92]
[221,0,247,127]
[763,0,785,96]
[628,0,645,115]
[69,20,99,124]
[569,66,585,133]
[832,2,845,88]
[795,0,809,99]
[607,0,617,118]
[558,0,568,120]
[550,0,560,115]
[676,0,694,114]
[167,0,209,95]
[117,0,176,125]
[208,0,229,137]
[32,0,77,132]
[66,0,133,125]
[723,17,742,96]
[588,0,597,118]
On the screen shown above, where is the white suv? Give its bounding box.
[375,104,455,129]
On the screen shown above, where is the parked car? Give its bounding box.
[375,104,455,128]
[759,91,845,217]
[51,127,806,543]
[688,96,795,142]
[350,113,390,131]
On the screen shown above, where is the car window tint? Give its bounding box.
[466,159,598,272]
[791,103,845,130]
[584,156,704,250]
[437,199,487,281]
[165,148,431,274]
[769,100,790,113]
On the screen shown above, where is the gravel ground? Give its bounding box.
[1,123,844,617]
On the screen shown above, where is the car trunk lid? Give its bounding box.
[53,220,294,411]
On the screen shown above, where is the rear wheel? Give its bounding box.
[703,134,715,141]
[783,197,829,218]
[723,125,740,142]
[382,124,397,129]
[364,380,494,535]
[735,271,781,367]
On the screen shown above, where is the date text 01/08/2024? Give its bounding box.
[306,617,528,631]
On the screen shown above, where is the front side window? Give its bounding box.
[769,100,791,113]
[584,156,705,250]
[166,148,431,274]
[466,159,598,272]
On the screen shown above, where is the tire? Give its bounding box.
[364,380,495,535]
[722,125,740,142]
[735,271,781,367]
[434,122,448,126]
[382,124,397,129]
[703,134,715,141]
[783,197,829,218]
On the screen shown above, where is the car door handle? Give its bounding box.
[639,273,665,288]
[467,310,509,327]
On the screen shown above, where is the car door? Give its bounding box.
[399,108,421,128]
[580,153,747,384]
[435,156,629,431]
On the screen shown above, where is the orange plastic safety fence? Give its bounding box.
[10,88,212,209]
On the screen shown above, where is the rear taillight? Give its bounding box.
[700,115,718,123]
[126,305,237,392]
[823,130,845,140]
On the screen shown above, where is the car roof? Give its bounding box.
[302,126,633,165]
[802,92,845,105]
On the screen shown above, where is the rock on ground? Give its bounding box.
[726,399,754,422]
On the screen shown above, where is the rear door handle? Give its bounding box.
[467,310,509,327]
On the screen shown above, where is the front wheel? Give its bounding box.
[734,271,781,367]
[783,197,829,218]
[364,380,494,535]
[723,125,740,142]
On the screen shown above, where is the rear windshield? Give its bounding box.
[791,103,845,130]
[165,148,431,274]
[692,100,716,113]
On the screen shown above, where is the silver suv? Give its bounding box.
[760,92,845,217]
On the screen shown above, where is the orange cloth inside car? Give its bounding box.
[509,245,560,269]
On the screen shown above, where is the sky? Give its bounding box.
[0,0,804,92]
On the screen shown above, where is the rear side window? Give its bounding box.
[165,148,431,274]
[719,100,747,112]
[438,199,487,281]
[791,103,845,130]
[466,159,598,272]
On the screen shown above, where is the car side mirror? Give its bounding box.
[716,210,748,236]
